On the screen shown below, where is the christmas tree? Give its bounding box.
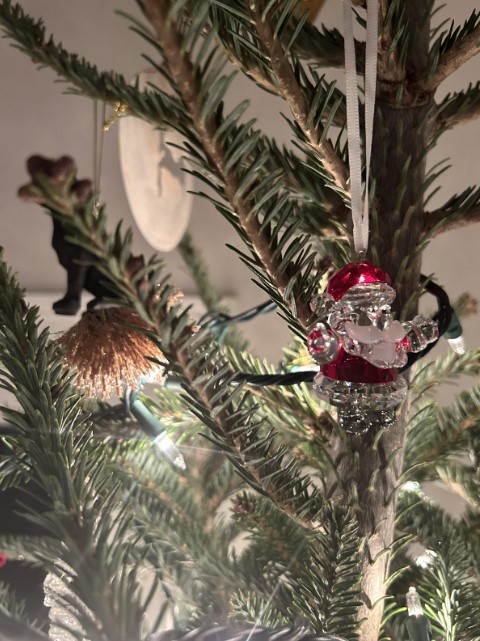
[0,1,479,641]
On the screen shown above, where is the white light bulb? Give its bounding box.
[448,336,466,355]
[400,481,421,493]
[407,587,423,616]
[153,433,186,470]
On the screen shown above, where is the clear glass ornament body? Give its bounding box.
[307,263,439,433]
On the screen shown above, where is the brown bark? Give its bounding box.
[430,98,480,139]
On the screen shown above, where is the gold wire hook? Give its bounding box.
[103,101,128,132]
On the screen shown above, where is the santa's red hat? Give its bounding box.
[327,261,392,302]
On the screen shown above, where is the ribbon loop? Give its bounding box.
[343,0,379,254]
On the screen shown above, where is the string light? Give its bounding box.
[153,432,186,471]
[125,387,186,470]
[406,587,432,641]
[444,310,466,354]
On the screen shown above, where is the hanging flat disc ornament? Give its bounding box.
[307,262,439,433]
[119,70,193,252]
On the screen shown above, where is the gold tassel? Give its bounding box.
[58,307,165,398]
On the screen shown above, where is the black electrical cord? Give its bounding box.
[231,276,459,388]
[200,300,276,342]
[0,283,457,439]
[399,275,453,372]
[233,370,317,387]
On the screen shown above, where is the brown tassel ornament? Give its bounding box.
[58,307,165,398]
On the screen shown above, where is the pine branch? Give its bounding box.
[0,0,345,235]
[394,496,480,639]
[266,142,348,237]
[208,1,353,115]
[431,82,480,137]
[423,186,480,237]
[425,203,480,236]
[229,591,290,628]
[376,0,413,84]
[0,610,48,641]
[0,0,186,130]
[427,9,480,92]
[436,460,480,509]
[411,349,480,397]
[397,490,458,550]
[293,22,363,72]
[17,155,329,533]
[2,2,344,327]
[397,489,480,576]
[227,369,341,484]
[289,504,362,638]
[404,385,480,480]
[127,4,348,230]
[0,580,46,640]
[250,2,349,192]
[138,0,313,329]
[0,254,154,641]
[234,492,309,567]
[34,198,326,532]
[0,534,64,567]
[115,446,244,622]
[232,500,362,637]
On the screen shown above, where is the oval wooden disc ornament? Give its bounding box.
[119,70,193,252]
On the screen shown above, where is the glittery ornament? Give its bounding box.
[58,307,165,398]
[307,262,439,433]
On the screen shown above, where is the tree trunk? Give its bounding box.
[340,4,433,640]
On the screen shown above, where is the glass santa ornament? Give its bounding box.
[307,262,439,433]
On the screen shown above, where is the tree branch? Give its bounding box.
[43,208,325,533]
[430,86,480,138]
[423,204,480,237]
[288,22,365,71]
[426,22,480,92]
[225,54,347,129]
[251,3,349,192]
[0,2,342,239]
[139,0,313,328]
